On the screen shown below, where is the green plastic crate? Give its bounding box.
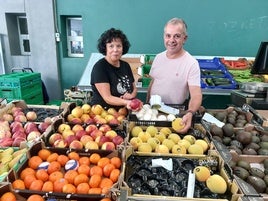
[144,54,156,65]
[142,77,151,87]
[0,72,41,88]
[142,65,151,75]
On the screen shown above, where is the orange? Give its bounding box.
[20,167,36,180]
[0,192,16,201]
[46,152,59,162]
[89,174,102,188]
[12,179,25,189]
[90,165,103,176]
[88,187,102,194]
[103,163,115,177]
[62,183,77,194]
[57,154,69,166]
[24,174,37,189]
[36,169,49,182]
[64,170,78,184]
[79,156,90,166]
[76,182,90,194]
[42,181,53,192]
[77,164,90,176]
[97,157,110,168]
[101,186,110,194]
[89,153,101,164]
[99,178,113,189]
[68,151,80,161]
[29,179,44,191]
[38,149,52,161]
[48,171,64,183]
[110,168,120,183]
[26,194,45,201]
[28,156,43,170]
[73,173,89,186]
[110,156,122,169]
[47,161,61,174]
[53,178,68,193]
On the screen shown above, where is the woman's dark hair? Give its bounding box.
[97,28,130,55]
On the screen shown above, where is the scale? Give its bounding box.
[231,41,268,109]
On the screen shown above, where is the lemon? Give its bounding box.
[172,118,185,132]
[206,174,227,194]
[187,144,204,155]
[195,139,209,152]
[193,166,211,182]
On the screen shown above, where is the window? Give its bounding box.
[66,17,83,57]
[17,16,31,55]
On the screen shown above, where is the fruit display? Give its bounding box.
[128,123,209,155]
[123,153,231,199]
[9,142,121,200]
[65,103,128,126]
[220,58,253,70]
[45,119,126,151]
[0,147,28,181]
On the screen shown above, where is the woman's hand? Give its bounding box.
[121,92,134,100]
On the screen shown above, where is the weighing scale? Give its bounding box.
[231,41,268,109]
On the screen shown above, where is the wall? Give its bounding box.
[0,0,62,101]
[56,0,268,90]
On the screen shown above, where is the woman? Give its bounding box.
[90,28,138,110]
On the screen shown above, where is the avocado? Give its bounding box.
[242,147,257,155]
[222,136,232,146]
[237,160,251,171]
[249,167,265,179]
[230,140,243,150]
[251,135,261,144]
[246,176,266,193]
[258,148,268,155]
[233,166,249,180]
[222,123,234,137]
[215,112,227,122]
[259,141,268,149]
[236,114,246,120]
[210,125,223,138]
[236,131,252,145]
[245,142,260,151]
[261,135,268,142]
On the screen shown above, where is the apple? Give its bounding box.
[44,117,53,124]
[57,123,71,134]
[95,135,110,147]
[0,130,12,138]
[27,131,41,142]
[11,124,25,134]
[12,136,26,147]
[26,111,37,121]
[90,129,103,140]
[104,114,116,123]
[83,117,95,124]
[71,106,84,118]
[48,133,63,145]
[108,118,120,126]
[105,130,118,140]
[62,129,75,140]
[69,140,83,149]
[72,124,84,133]
[91,104,104,115]
[38,122,50,133]
[11,106,23,114]
[0,137,13,147]
[24,122,38,134]
[74,130,87,140]
[64,135,78,146]
[70,118,83,124]
[2,113,14,122]
[85,124,98,134]
[13,110,24,117]
[81,103,91,114]
[12,130,27,139]
[99,124,111,133]
[117,115,126,123]
[118,107,128,116]
[129,98,143,111]
[14,114,27,123]
[80,114,90,122]
[84,141,99,150]
[54,139,68,148]
[112,135,124,146]
[107,108,117,115]
[67,114,75,122]
[129,137,142,150]
[10,121,23,130]
[100,110,108,118]
[95,117,107,125]
[80,135,93,146]
[101,142,115,151]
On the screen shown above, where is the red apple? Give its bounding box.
[10,121,23,130]
[85,124,98,134]
[0,137,13,147]
[81,103,91,114]
[99,124,112,133]
[26,111,37,121]
[57,123,71,134]
[72,124,84,133]
[75,130,88,140]
[2,113,14,122]
[65,135,78,146]
[27,131,41,142]
[80,135,93,146]
[54,139,68,148]
[12,136,26,147]
[14,114,27,123]
[13,110,24,117]
[71,106,84,118]
[24,122,38,134]
[48,133,63,145]
[105,130,118,140]
[107,108,117,115]
[84,141,99,150]
[70,118,83,124]
[112,135,124,147]
[129,98,143,111]
[62,129,75,140]
[90,129,103,140]
[101,142,115,151]
[83,117,95,124]
[38,122,50,133]
[108,118,120,126]
[11,106,23,114]
[91,104,104,115]
[118,107,128,116]
[69,140,83,149]
[12,130,27,139]
[95,135,110,147]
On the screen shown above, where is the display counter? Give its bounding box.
[77,53,253,109]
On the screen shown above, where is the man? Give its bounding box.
[147,18,202,133]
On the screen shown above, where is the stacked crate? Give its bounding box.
[0,72,43,104]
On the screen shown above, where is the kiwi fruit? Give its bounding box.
[222,136,232,146]
[236,131,252,145]
[215,112,227,122]
[233,166,249,180]
[249,167,265,179]
[247,176,266,193]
